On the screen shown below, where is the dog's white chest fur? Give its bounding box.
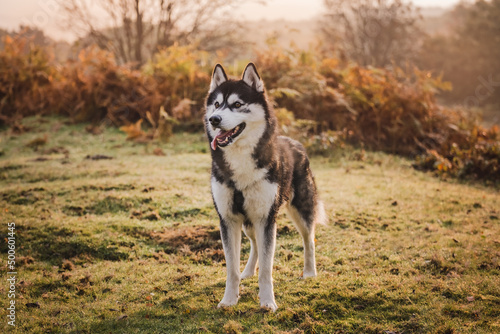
[222,144,278,223]
[224,144,266,189]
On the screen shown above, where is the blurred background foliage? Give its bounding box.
[0,0,499,182]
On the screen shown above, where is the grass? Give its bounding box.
[0,116,499,334]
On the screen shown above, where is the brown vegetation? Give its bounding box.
[0,34,498,182]
[255,46,500,182]
[0,35,209,128]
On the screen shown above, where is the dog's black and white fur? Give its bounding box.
[205,63,325,312]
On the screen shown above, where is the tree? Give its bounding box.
[58,0,257,66]
[321,0,422,68]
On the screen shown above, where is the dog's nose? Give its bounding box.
[209,115,222,127]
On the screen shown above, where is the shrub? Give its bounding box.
[255,44,499,182]
[0,35,56,124]
[414,126,500,182]
[52,47,163,125]
[0,36,163,126]
[143,44,212,122]
[1,36,498,182]
[256,45,459,155]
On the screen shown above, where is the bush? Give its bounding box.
[0,38,212,128]
[143,44,212,122]
[1,36,498,182]
[414,126,500,182]
[0,36,163,126]
[256,45,460,155]
[254,44,499,182]
[53,47,162,125]
[0,35,56,124]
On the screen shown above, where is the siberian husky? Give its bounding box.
[205,63,325,312]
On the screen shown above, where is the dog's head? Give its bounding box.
[205,63,271,151]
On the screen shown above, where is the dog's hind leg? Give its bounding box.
[241,223,258,279]
[218,218,242,308]
[287,203,317,278]
[287,198,326,278]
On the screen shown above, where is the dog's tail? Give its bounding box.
[315,200,328,226]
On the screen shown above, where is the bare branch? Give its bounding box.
[57,0,262,65]
[321,0,422,67]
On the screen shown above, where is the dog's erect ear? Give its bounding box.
[209,64,228,93]
[242,63,264,93]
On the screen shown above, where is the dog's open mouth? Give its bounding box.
[211,123,246,150]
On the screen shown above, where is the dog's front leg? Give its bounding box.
[255,217,278,312]
[218,218,242,308]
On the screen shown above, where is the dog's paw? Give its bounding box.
[301,270,317,279]
[240,269,255,279]
[217,297,239,309]
[260,300,278,312]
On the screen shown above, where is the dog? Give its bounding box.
[205,63,325,312]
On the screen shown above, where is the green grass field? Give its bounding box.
[1,117,499,333]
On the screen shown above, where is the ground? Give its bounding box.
[0,117,499,334]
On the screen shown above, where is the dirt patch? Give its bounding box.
[85,154,113,160]
[150,225,221,252]
[149,225,224,263]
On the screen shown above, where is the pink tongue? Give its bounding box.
[211,130,232,151]
[211,137,217,151]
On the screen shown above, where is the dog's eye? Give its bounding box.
[234,102,242,108]
[214,102,220,108]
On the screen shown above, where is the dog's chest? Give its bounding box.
[220,146,279,223]
[223,145,267,190]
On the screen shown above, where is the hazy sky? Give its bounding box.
[236,0,462,20]
[0,0,462,41]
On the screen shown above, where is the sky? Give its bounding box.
[0,0,462,42]
[235,0,462,20]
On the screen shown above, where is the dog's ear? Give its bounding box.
[209,64,228,93]
[242,63,264,93]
